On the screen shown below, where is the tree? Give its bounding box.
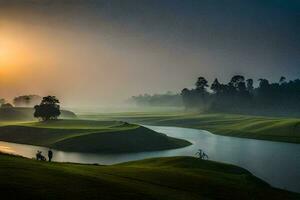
[258,78,270,89]
[246,79,254,92]
[195,77,208,91]
[211,78,222,94]
[181,88,191,107]
[279,76,286,85]
[34,96,61,121]
[229,75,245,91]
[237,81,247,92]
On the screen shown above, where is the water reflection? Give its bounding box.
[0,145,16,154]
[0,125,299,193]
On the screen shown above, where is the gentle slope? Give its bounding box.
[0,107,76,121]
[0,120,191,153]
[83,112,300,143]
[0,154,298,200]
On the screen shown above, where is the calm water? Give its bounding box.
[0,125,299,193]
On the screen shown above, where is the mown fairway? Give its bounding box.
[79,112,300,143]
[0,153,298,200]
[0,119,190,153]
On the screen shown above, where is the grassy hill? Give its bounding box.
[80,112,300,143]
[0,107,76,121]
[0,120,190,153]
[0,154,298,200]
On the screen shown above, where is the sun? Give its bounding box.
[0,36,17,67]
[0,35,32,81]
[0,33,32,69]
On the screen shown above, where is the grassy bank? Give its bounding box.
[0,119,190,153]
[0,107,76,121]
[0,153,298,200]
[80,112,300,143]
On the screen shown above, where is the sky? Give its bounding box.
[0,0,299,106]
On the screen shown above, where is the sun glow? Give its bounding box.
[0,145,15,154]
[0,23,42,83]
[0,33,29,68]
[0,38,13,67]
[0,29,38,92]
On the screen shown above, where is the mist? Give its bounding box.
[0,0,299,107]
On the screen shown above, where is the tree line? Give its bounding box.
[0,95,42,108]
[129,92,182,107]
[0,94,61,121]
[181,76,300,116]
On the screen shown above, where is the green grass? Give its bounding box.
[0,153,298,200]
[0,119,191,153]
[22,119,128,129]
[79,112,300,143]
[0,107,76,121]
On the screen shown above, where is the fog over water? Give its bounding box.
[0,0,299,106]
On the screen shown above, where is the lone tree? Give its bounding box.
[34,96,61,121]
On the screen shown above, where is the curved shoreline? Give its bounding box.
[0,125,299,193]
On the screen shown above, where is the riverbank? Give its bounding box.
[81,112,300,143]
[1,125,300,192]
[1,153,298,200]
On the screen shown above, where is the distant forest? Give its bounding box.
[181,76,300,116]
[130,75,300,117]
[129,92,182,107]
[0,95,42,108]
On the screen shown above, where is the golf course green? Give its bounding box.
[0,153,298,200]
[80,112,300,143]
[0,119,191,153]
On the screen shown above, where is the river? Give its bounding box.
[0,125,299,193]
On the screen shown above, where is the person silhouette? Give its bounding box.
[48,149,53,162]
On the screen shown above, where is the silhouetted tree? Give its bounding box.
[195,77,208,91]
[180,76,211,110]
[279,76,286,85]
[181,88,191,108]
[258,79,270,89]
[211,78,222,94]
[34,96,61,121]
[246,79,254,93]
[229,75,245,91]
